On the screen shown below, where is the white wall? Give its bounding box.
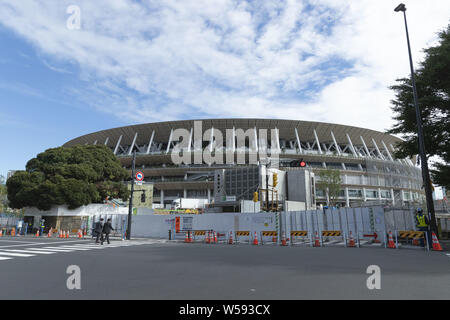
[24,204,128,217]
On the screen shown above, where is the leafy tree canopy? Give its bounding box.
[388,24,450,188]
[7,145,129,210]
[316,169,342,207]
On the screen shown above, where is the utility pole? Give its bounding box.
[394,3,437,236]
[126,149,136,240]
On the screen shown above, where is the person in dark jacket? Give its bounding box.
[102,218,114,245]
[94,218,104,244]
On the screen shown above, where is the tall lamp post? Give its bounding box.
[126,149,137,240]
[394,3,437,236]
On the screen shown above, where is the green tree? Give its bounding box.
[316,169,342,207]
[6,145,130,210]
[388,24,450,188]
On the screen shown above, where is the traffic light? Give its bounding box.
[141,192,146,203]
[253,191,259,202]
[273,173,278,187]
[289,159,306,167]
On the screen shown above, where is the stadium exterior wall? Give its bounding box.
[63,119,424,208]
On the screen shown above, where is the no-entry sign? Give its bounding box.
[135,171,144,181]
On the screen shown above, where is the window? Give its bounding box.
[380,190,391,199]
[365,189,378,198]
[348,189,363,198]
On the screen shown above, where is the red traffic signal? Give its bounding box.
[289,159,307,167]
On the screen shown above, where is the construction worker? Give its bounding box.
[415,208,431,248]
[40,219,45,236]
[101,218,114,245]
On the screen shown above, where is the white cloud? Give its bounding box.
[0,0,448,132]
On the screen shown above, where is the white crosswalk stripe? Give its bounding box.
[3,249,56,255]
[0,252,36,257]
[0,240,164,262]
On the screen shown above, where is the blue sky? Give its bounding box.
[0,0,449,179]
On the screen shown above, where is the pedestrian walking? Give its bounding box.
[94,218,104,244]
[102,218,114,245]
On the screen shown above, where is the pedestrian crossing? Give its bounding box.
[0,240,167,262]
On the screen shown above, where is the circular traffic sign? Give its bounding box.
[135,171,144,181]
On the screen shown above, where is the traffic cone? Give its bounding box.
[412,237,419,246]
[272,234,277,244]
[387,231,396,249]
[36,230,40,237]
[47,228,52,238]
[313,231,321,247]
[228,231,233,244]
[252,232,259,245]
[281,232,287,246]
[205,231,210,244]
[0,229,2,237]
[66,230,69,238]
[431,232,443,251]
[214,231,217,244]
[184,231,189,243]
[83,229,87,236]
[348,231,356,247]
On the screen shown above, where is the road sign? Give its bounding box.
[135,171,144,181]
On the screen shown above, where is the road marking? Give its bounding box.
[3,249,56,255]
[69,245,105,249]
[0,252,36,257]
[0,240,38,244]
[0,257,12,261]
[56,246,93,251]
[34,247,76,252]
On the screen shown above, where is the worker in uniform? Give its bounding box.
[415,208,431,248]
[40,219,45,236]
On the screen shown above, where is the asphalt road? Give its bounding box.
[0,237,449,300]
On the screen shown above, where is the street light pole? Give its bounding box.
[394,3,437,236]
[126,149,136,240]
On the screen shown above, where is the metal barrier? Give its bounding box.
[396,230,428,251]
[321,230,344,246]
[234,231,251,244]
[260,231,278,245]
[192,230,207,242]
[290,231,308,246]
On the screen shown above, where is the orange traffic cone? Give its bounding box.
[36,230,40,237]
[214,231,217,244]
[205,231,210,244]
[313,231,321,247]
[228,231,233,244]
[252,232,259,245]
[412,237,419,246]
[184,231,189,243]
[66,230,70,238]
[0,229,3,237]
[431,232,442,251]
[348,231,356,247]
[272,234,277,244]
[47,228,52,238]
[387,231,396,249]
[281,232,287,246]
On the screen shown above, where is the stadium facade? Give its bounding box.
[63,119,424,208]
